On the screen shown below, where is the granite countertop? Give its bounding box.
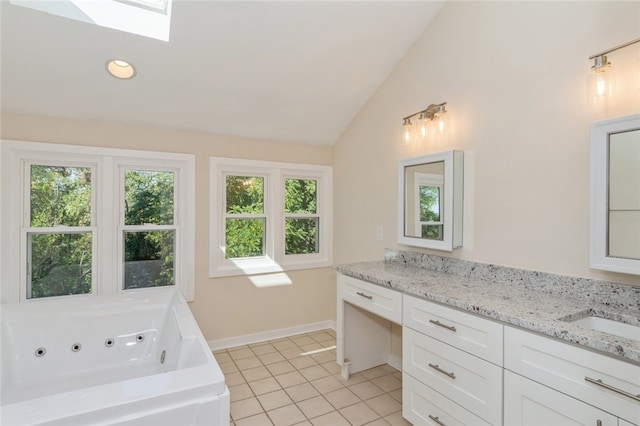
[334,258,640,365]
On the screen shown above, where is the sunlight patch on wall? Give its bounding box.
[10,0,172,41]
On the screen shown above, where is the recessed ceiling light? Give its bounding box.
[106,59,137,79]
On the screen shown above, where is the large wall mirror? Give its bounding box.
[398,150,463,251]
[590,114,640,275]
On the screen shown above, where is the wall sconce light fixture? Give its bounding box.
[401,102,448,146]
[588,37,640,103]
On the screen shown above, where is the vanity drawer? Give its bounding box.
[403,294,503,365]
[504,326,640,425]
[338,275,402,324]
[403,327,503,426]
[403,373,492,426]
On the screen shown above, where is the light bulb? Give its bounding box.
[418,112,428,139]
[434,106,448,134]
[401,118,413,146]
[588,55,615,103]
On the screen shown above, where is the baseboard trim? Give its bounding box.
[208,320,337,351]
[388,353,402,371]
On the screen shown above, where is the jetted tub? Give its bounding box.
[1,288,230,425]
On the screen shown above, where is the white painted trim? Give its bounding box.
[209,157,333,278]
[208,320,336,351]
[0,140,196,303]
[589,114,640,275]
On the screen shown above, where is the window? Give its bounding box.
[1,141,195,303]
[210,158,332,277]
[415,173,444,241]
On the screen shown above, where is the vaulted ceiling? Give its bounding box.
[1,1,444,145]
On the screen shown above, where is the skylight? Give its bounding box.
[10,0,172,42]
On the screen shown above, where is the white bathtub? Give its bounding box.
[1,288,230,425]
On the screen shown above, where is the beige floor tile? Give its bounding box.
[299,365,329,381]
[291,335,316,347]
[280,347,305,359]
[310,351,335,364]
[308,331,334,343]
[323,387,361,410]
[259,351,287,365]
[388,389,402,403]
[272,339,298,351]
[384,411,411,426]
[310,411,351,426]
[249,377,283,396]
[275,371,307,388]
[235,412,274,426]
[320,361,341,375]
[391,371,402,381]
[266,360,296,376]
[230,347,256,361]
[251,343,278,356]
[214,351,232,363]
[220,361,240,374]
[325,329,336,337]
[339,401,380,426]
[284,382,320,403]
[361,365,390,380]
[226,371,247,386]
[257,389,294,411]
[243,366,272,382]
[236,356,263,370]
[309,375,344,394]
[267,404,307,426]
[365,394,402,417]
[299,343,323,353]
[333,372,367,387]
[292,421,312,426]
[231,397,264,420]
[349,381,385,400]
[230,383,254,402]
[364,419,390,426]
[371,374,402,392]
[289,356,318,370]
[296,395,334,419]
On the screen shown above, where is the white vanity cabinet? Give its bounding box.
[504,326,640,426]
[336,275,402,378]
[504,370,618,426]
[402,294,503,426]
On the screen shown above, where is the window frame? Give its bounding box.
[1,140,195,303]
[210,157,332,277]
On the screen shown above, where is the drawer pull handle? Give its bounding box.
[585,376,640,402]
[428,415,447,426]
[429,319,457,332]
[356,292,373,300]
[428,363,456,379]
[596,421,602,426]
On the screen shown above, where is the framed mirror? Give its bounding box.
[398,150,463,251]
[590,114,640,275]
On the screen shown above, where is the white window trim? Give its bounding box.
[210,157,332,277]
[1,140,195,303]
[413,172,444,236]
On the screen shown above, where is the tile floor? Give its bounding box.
[213,329,411,426]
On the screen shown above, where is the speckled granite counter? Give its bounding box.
[334,250,640,365]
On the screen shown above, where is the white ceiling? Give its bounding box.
[1,1,444,145]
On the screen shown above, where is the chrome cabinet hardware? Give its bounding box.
[428,363,456,379]
[585,376,640,402]
[429,319,457,332]
[596,420,602,426]
[356,291,373,300]
[428,415,447,426]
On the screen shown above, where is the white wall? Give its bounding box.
[333,1,640,286]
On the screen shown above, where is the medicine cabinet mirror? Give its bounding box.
[398,150,463,251]
[590,114,640,275]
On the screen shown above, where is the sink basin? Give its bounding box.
[564,315,640,342]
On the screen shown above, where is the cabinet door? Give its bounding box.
[403,327,502,426]
[403,373,492,426]
[504,370,618,426]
